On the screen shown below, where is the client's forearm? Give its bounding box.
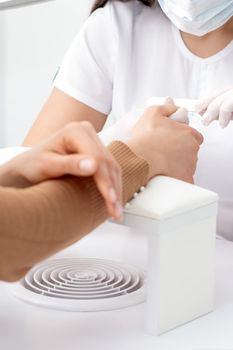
[0,141,148,282]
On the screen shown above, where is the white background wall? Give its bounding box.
[1,0,94,146]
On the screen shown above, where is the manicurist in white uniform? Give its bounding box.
[24,0,233,240]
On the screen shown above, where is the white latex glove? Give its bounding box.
[196,87,233,128]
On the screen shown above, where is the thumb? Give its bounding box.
[170,107,189,124]
[164,96,175,105]
[155,104,178,117]
[146,96,177,117]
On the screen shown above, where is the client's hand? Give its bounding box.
[126,105,203,183]
[0,122,122,220]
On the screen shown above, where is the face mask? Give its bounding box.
[158,0,233,36]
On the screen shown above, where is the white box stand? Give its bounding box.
[122,176,218,335]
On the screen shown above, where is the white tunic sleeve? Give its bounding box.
[54,5,117,115]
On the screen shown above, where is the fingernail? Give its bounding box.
[114,201,123,220]
[109,188,117,204]
[79,159,94,172]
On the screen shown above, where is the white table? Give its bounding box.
[0,223,233,350]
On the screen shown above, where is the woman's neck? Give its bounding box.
[180,17,233,58]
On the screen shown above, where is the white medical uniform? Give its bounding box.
[54,1,233,239]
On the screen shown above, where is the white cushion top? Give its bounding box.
[125,176,218,220]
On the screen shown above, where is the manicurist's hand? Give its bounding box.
[0,122,122,220]
[126,105,204,183]
[196,86,233,128]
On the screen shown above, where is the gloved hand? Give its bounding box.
[196,87,233,128]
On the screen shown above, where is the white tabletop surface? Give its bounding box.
[1,222,233,350]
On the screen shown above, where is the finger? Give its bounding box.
[107,160,123,220]
[202,111,218,126]
[112,159,122,203]
[83,130,123,217]
[219,97,233,128]
[93,162,120,219]
[62,122,98,153]
[64,155,97,175]
[189,128,204,145]
[196,86,232,113]
[219,110,232,128]
[201,101,220,126]
[163,96,175,105]
[40,153,98,179]
[64,124,120,195]
[62,123,121,216]
[170,107,189,124]
[83,133,123,218]
[105,160,123,221]
[161,104,178,116]
[148,104,178,117]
